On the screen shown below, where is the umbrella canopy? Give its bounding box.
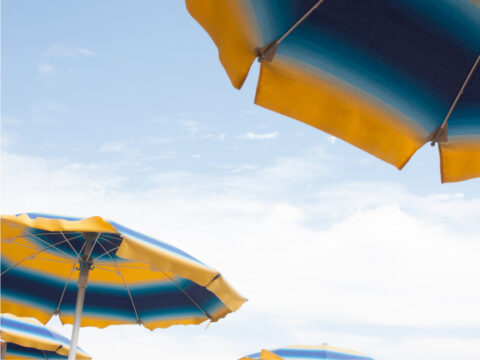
[185,0,480,182]
[241,344,373,360]
[0,313,91,360]
[1,213,246,359]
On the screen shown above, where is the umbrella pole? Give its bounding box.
[0,339,6,360]
[68,233,96,360]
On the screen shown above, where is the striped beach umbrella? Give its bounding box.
[1,213,246,360]
[0,313,91,360]
[185,0,480,182]
[241,344,373,360]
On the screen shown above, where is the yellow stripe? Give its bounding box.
[185,0,261,89]
[440,139,480,182]
[117,235,247,319]
[2,329,59,353]
[6,355,40,360]
[255,56,428,169]
[1,215,118,236]
[1,301,52,325]
[259,350,283,360]
[2,214,247,324]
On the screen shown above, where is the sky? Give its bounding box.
[2,1,480,359]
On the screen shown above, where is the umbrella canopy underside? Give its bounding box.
[186,0,480,182]
[1,214,246,330]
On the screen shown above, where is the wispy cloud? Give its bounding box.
[2,116,23,125]
[239,131,278,140]
[327,135,337,144]
[178,119,199,134]
[37,64,55,75]
[99,141,128,153]
[31,101,70,123]
[43,44,95,58]
[203,133,226,141]
[153,116,168,124]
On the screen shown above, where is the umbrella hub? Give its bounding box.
[76,232,98,288]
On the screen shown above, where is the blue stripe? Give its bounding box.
[248,0,480,132]
[2,259,226,323]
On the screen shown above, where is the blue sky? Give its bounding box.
[2,1,480,360]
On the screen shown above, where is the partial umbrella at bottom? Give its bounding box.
[241,345,373,360]
[0,313,91,360]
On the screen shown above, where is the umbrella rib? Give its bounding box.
[258,0,326,62]
[161,272,212,320]
[29,230,81,259]
[3,222,75,259]
[92,245,120,262]
[84,232,101,259]
[34,257,76,264]
[55,263,77,315]
[1,238,77,276]
[59,231,81,260]
[96,241,141,324]
[431,54,480,144]
[97,264,150,270]
[10,222,77,259]
[97,236,119,248]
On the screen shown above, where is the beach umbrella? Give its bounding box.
[241,344,373,360]
[185,0,480,182]
[0,313,91,360]
[1,213,246,360]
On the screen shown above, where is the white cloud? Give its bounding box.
[99,141,128,153]
[239,131,278,140]
[144,136,175,145]
[178,118,199,134]
[203,133,226,141]
[32,101,70,114]
[2,116,23,126]
[152,116,168,124]
[2,151,480,360]
[43,44,95,58]
[30,101,70,123]
[38,64,55,75]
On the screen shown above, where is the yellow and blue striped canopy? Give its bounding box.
[1,213,246,330]
[0,313,90,360]
[241,345,373,360]
[186,0,480,182]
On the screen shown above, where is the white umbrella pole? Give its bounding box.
[0,339,6,360]
[68,233,96,360]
